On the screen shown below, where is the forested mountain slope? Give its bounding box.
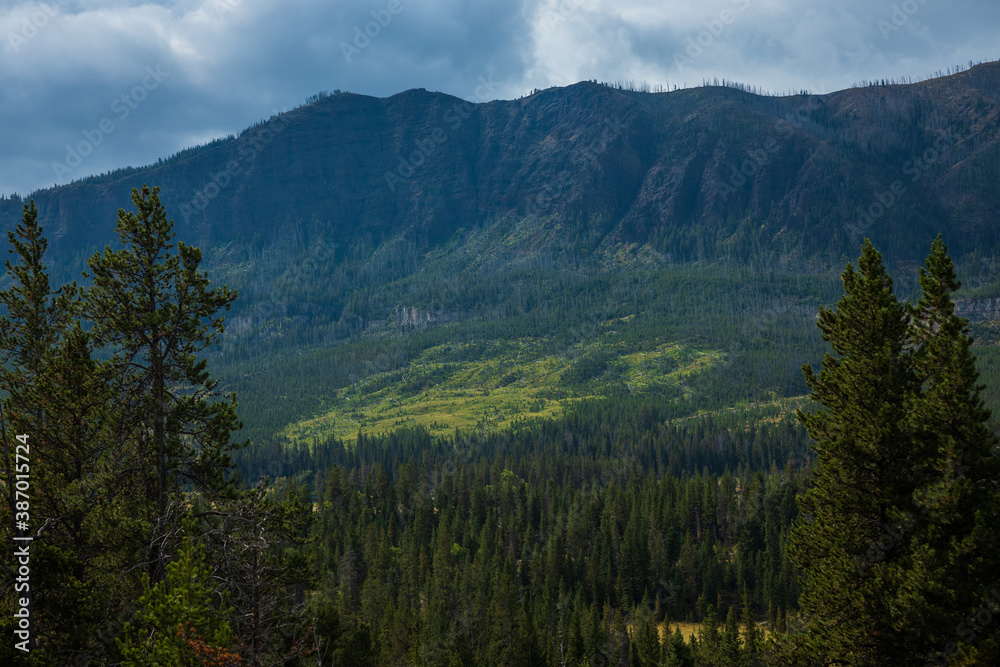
[2,63,999,444]
[2,62,998,268]
[3,61,1000,667]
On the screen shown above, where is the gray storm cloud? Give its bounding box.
[0,0,996,196]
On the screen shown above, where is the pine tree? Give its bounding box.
[741,588,764,666]
[699,604,722,662]
[0,200,75,388]
[895,235,1000,663]
[789,238,1000,664]
[307,594,379,667]
[211,481,313,666]
[117,514,239,666]
[629,598,661,667]
[665,626,695,667]
[718,605,742,667]
[0,200,91,660]
[83,184,243,583]
[27,324,148,663]
[788,240,915,663]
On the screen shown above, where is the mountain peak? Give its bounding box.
[2,65,997,271]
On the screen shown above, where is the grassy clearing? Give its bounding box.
[668,394,810,427]
[657,621,773,643]
[279,337,724,445]
[660,621,703,642]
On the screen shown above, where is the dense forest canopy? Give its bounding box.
[1,65,1000,666]
[2,185,998,666]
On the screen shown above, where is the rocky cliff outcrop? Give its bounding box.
[395,305,442,328]
[956,298,1000,323]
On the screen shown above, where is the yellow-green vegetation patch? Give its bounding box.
[659,622,703,642]
[655,621,773,643]
[279,338,725,445]
[618,343,724,393]
[669,394,810,428]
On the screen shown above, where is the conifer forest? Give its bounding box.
[2,60,1000,667]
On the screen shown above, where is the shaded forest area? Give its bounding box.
[2,183,1000,667]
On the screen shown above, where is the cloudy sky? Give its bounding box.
[1,0,997,197]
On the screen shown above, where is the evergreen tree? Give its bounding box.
[211,480,314,666]
[699,604,722,663]
[0,199,76,580]
[897,235,1000,663]
[789,240,915,664]
[789,238,1000,664]
[27,324,147,664]
[0,198,71,658]
[307,594,378,667]
[0,201,125,663]
[83,184,243,583]
[117,514,239,666]
[629,600,661,667]
[0,200,76,388]
[665,627,695,667]
[718,605,742,667]
[741,588,764,666]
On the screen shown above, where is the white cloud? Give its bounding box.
[0,0,996,195]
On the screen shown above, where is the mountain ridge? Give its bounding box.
[5,63,999,444]
[3,61,998,275]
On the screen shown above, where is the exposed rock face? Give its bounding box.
[222,302,326,338]
[956,298,1000,323]
[396,306,437,328]
[228,316,255,336]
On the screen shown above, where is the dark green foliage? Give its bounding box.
[206,479,315,666]
[630,603,661,666]
[25,324,147,662]
[742,588,764,665]
[561,348,618,386]
[0,201,143,664]
[666,627,696,667]
[899,236,1000,664]
[0,200,69,657]
[83,184,244,581]
[287,412,807,666]
[0,200,76,383]
[0,192,251,665]
[790,240,915,663]
[117,514,237,666]
[789,238,1000,665]
[305,594,378,667]
[6,184,1000,667]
